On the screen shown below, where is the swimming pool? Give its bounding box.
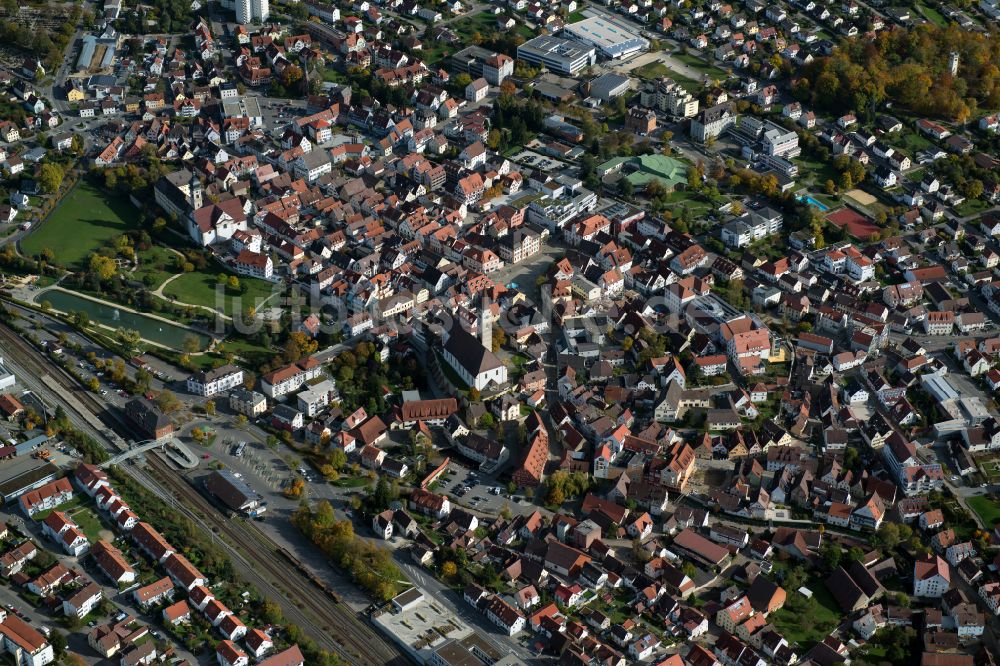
[797,195,830,212]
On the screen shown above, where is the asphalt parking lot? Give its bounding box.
[199,427,293,494]
[437,463,534,517]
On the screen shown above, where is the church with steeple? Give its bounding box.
[152,168,249,247]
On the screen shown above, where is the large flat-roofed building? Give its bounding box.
[587,72,630,101]
[562,16,649,59]
[0,457,60,503]
[76,34,117,72]
[0,358,15,392]
[373,589,472,662]
[221,97,263,126]
[516,36,596,75]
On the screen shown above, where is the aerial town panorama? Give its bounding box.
[0,0,999,664]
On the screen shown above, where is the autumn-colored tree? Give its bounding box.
[155,390,181,413]
[491,326,506,353]
[289,331,319,356]
[88,253,117,281]
[284,477,305,498]
[281,64,304,87]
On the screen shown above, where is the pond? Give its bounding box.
[40,290,212,351]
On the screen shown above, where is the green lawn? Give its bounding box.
[134,245,179,290]
[978,454,1000,482]
[450,12,504,41]
[333,476,372,488]
[633,62,671,80]
[420,44,452,66]
[967,495,1000,527]
[795,155,840,188]
[22,182,140,271]
[771,583,841,649]
[632,61,702,91]
[955,197,990,217]
[69,506,107,542]
[32,496,84,521]
[660,189,720,218]
[917,1,947,26]
[674,52,728,79]
[216,337,275,364]
[323,67,350,84]
[897,130,934,156]
[161,272,279,317]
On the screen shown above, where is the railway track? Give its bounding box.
[146,461,406,665]
[0,321,115,437]
[0,319,409,665]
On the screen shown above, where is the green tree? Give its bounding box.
[134,368,152,394]
[49,630,67,656]
[371,477,392,512]
[821,542,843,570]
[876,522,901,549]
[71,310,90,328]
[155,390,181,414]
[783,565,807,590]
[329,449,347,470]
[618,178,634,199]
[113,327,141,357]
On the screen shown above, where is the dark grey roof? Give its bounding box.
[205,469,259,511]
[444,325,503,374]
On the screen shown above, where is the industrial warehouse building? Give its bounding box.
[562,16,649,60]
[204,470,266,517]
[0,456,60,504]
[516,36,596,75]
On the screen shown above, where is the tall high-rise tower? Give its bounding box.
[948,51,959,77]
[236,0,269,25]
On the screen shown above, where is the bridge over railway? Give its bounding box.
[99,437,198,469]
